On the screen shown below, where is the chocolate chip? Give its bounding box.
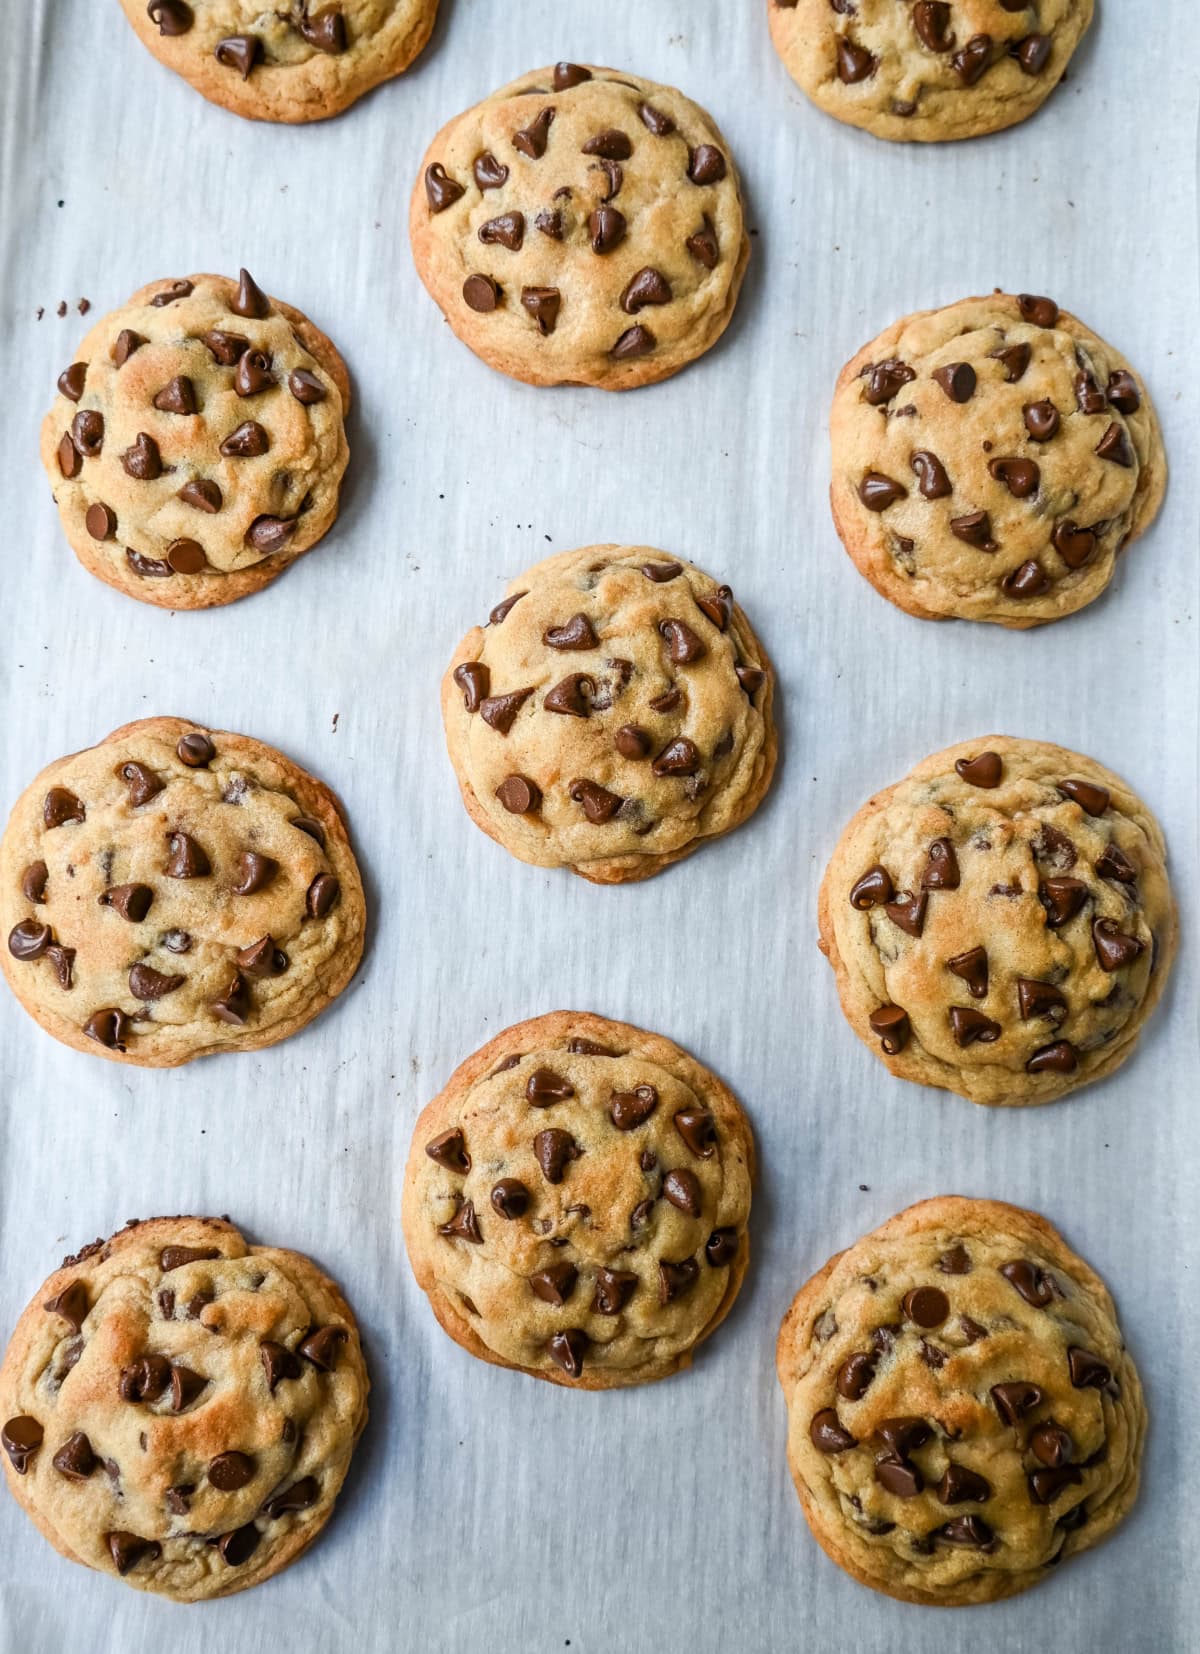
[1106,370,1140,414]
[1093,918,1144,971]
[588,205,626,254]
[165,831,209,879]
[859,468,909,510]
[8,920,51,962]
[489,1179,529,1221]
[705,1229,739,1267]
[925,840,965,893]
[933,361,976,402]
[1017,294,1058,327]
[836,38,877,82]
[1029,1466,1083,1506]
[151,374,197,416]
[1039,875,1088,928]
[43,786,85,830]
[298,6,346,53]
[913,2,955,52]
[1014,33,1052,74]
[202,329,251,365]
[952,509,1000,552]
[215,35,261,78]
[1052,520,1097,569]
[652,738,701,777]
[231,267,269,319]
[160,1244,220,1272]
[620,266,672,315]
[22,861,49,903]
[260,1340,301,1392]
[533,1128,581,1185]
[472,150,510,193]
[114,328,146,366]
[150,279,193,307]
[1025,1040,1078,1075]
[1055,785,1113,829]
[585,1266,637,1316]
[836,1352,876,1401]
[69,410,103,458]
[128,963,185,1000]
[56,431,81,478]
[658,618,706,663]
[875,1417,931,1457]
[1024,399,1061,441]
[425,163,465,212]
[169,1364,206,1412]
[496,775,540,814]
[236,935,288,977]
[1017,979,1067,1020]
[234,349,274,397]
[936,1515,994,1547]
[209,1450,256,1492]
[231,851,277,896]
[530,1262,578,1306]
[219,419,270,458]
[568,778,623,822]
[1001,560,1050,599]
[544,673,594,717]
[609,724,651,762]
[103,882,154,927]
[547,1328,588,1378]
[291,815,326,848]
[119,1353,172,1402]
[480,687,533,734]
[121,431,162,481]
[526,1068,574,1107]
[583,128,632,162]
[868,1005,910,1054]
[903,1287,950,1327]
[809,1410,856,1454]
[83,501,117,541]
[884,891,926,937]
[148,0,192,33]
[164,1483,193,1513]
[58,362,87,402]
[658,1258,700,1303]
[461,273,500,313]
[211,971,251,1025]
[83,1007,131,1050]
[1031,1423,1073,1468]
[673,1107,716,1158]
[520,286,560,334]
[874,1456,923,1498]
[939,1245,971,1275]
[218,1524,262,1566]
[946,950,988,1007]
[612,325,655,359]
[649,689,682,713]
[2,1416,43,1474]
[903,449,950,501]
[609,1085,658,1130]
[989,456,1040,498]
[949,1006,1001,1046]
[1068,1347,1112,1389]
[639,102,674,135]
[173,731,213,769]
[513,107,555,159]
[663,1168,702,1217]
[686,216,719,269]
[53,1430,97,1480]
[306,873,340,918]
[262,1476,320,1518]
[1074,369,1106,414]
[1095,844,1136,884]
[106,1531,162,1574]
[452,661,490,713]
[849,865,893,909]
[863,360,915,406]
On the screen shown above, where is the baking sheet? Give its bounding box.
[0,4,1197,1651]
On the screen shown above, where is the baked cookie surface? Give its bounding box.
[829,293,1165,627]
[442,545,775,884]
[769,1,1093,143]
[410,64,750,389]
[818,737,1176,1106]
[777,1197,1144,1606]
[0,1216,368,1602]
[0,716,364,1067]
[40,272,350,609]
[401,1012,755,1389]
[119,1,438,123]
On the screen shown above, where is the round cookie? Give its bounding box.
[0,1215,368,1602]
[401,1012,755,1389]
[776,1196,1145,1606]
[442,545,776,884]
[119,1,439,124]
[40,272,350,609]
[768,1,1093,144]
[0,716,364,1067]
[410,64,750,389]
[818,736,1177,1106]
[829,292,1165,627]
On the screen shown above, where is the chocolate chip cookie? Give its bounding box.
[769,1,1093,143]
[0,716,364,1066]
[410,64,750,389]
[402,1012,755,1389]
[0,1215,368,1601]
[442,546,776,883]
[40,272,350,609]
[829,292,1165,626]
[120,1,439,123]
[777,1196,1144,1605]
[818,737,1177,1106]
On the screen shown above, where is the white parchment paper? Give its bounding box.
[1,4,1197,1651]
